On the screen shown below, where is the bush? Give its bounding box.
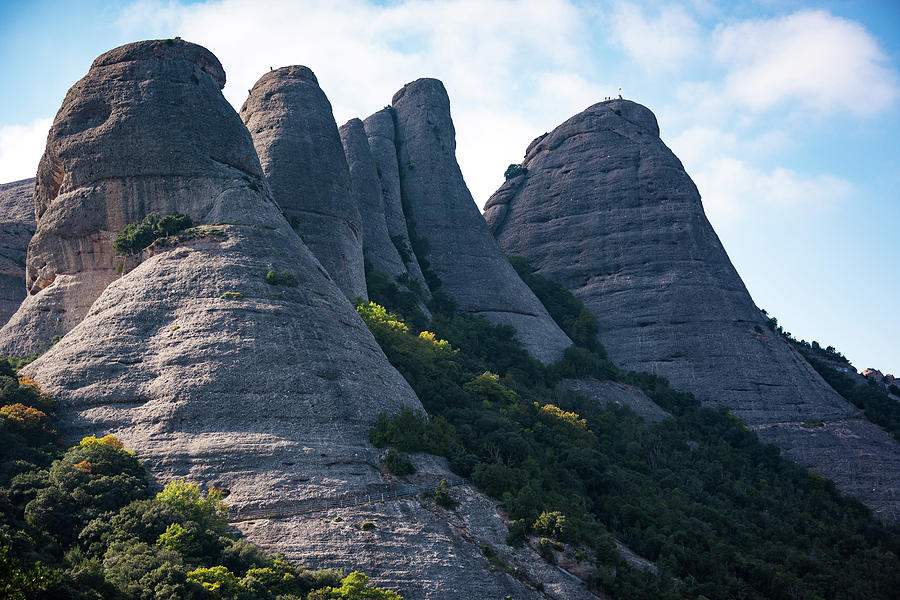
[265,269,298,287]
[112,213,192,255]
[359,522,376,531]
[383,449,415,476]
[433,479,455,508]
[504,164,527,180]
[219,292,243,300]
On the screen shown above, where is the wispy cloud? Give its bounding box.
[608,2,702,73]
[714,10,900,115]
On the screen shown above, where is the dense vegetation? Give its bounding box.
[764,311,900,442]
[0,359,400,599]
[359,264,900,599]
[113,213,193,255]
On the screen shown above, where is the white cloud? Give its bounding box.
[608,2,701,72]
[714,10,900,115]
[114,0,590,204]
[0,118,52,183]
[693,156,855,223]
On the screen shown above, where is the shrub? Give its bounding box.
[265,269,298,287]
[504,164,527,180]
[219,292,243,300]
[433,479,455,508]
[360,522,376,531]
[383,449,415,476]
[112,213,192,255]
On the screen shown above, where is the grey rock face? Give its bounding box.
[391,79,571,363]
[339,119,409,282]
[0,178,36,328]
[485,98,900,521]
[0,39,262,356]
[561,378,670,422]
[363,108,432,299]
[240,67,366,300]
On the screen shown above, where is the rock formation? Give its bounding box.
[485,98,900,520]
[240,67,366,300]
[7,41,590,598]
[391,78,571,363]
[0,178,35,328]
[0,40,266,356]
[339,119,410,285]
[363,108,432,299]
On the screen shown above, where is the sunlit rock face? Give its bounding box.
[0,178,35,328]
[240,66,367,300]
[485,98,900,521]
[0,39,264,356]
[391,78,572,363]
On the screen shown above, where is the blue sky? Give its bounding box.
[1,0,898,373]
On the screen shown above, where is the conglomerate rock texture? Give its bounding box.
[484,98,900,520]
[339,118,409,284]
[363,108,432,300]
[9,41,584,598]
[240,66,366,300]
[392,78,571,363]
[0,39,261,356]
[0,178,36,328]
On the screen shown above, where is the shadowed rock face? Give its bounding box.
[339,118,409,283]
[391,78,571,363]
[0,39,261,356]
[485,98,900,520]
[0,178,36,327]
[240,66,366,300]
[363,108,432,300]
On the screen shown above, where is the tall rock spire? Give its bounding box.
[485,98,900,520]
[391,78,571,363]
[240,66,367,300]
[0,178,34,328]
[0,40,255,356]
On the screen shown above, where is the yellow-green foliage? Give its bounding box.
[0,403,48,432]
[78,434,127,451]
[186,565,242,597]
[356,301,409,335]
[307,571,403,600]
[537,404,589,431]
[463,372,517,406]
[156,479,227,527]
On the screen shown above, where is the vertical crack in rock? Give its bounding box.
[390,78,572,363]
[484,98,900,521]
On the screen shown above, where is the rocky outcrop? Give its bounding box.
[339,119,410,283]
[391,79,571,363]
[561,378,670,422]
[363,108,432,299]
[240,67,366,300]
[0,178,35,329]
[0,39,264,356]
[485,98,900,521]
[11,41,578,598]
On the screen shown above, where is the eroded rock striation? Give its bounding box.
[240,66,366,300]
[10,41,580,598]
[339,119,409,283]
[485,98,900,520]
[391,78,571,363]
[0,40,263,356]
[0,178,36,328]
[362,108,432,300]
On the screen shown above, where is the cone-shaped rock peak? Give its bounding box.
[240,66,367,300]
[485,98,900,520]
[391,78,571,363]
[0,38,262,356]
